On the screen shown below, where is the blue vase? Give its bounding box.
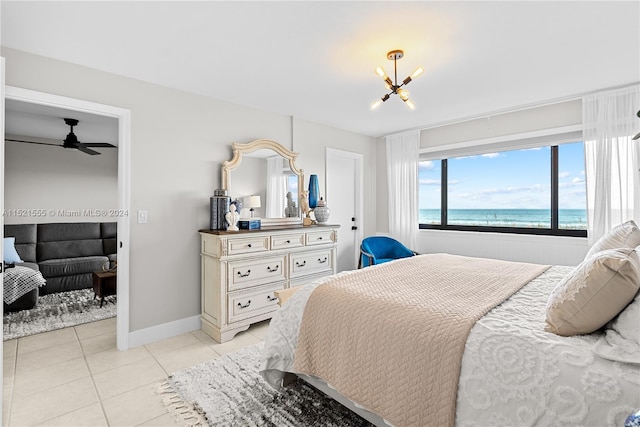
[308,174,319,209]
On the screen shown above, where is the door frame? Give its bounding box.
[4,86,132,350]
[325,148,364,270]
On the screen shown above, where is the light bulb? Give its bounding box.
[404,99,416,110]
[370,99,383,111]
[411,67,425,78]
[397,88,410,101]
[375,66,387,79]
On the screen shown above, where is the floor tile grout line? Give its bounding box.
[76,323,112,427]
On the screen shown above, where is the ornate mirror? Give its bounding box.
[222,139,304,226]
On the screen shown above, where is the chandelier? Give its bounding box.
[370,49,424,111]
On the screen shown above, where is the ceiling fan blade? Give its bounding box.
[76,146,101,156]
[79,142,116,148]
[5,134,62,146]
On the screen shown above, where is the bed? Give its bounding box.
[260,250,640,427]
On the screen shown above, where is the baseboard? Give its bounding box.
[127,315,201,348]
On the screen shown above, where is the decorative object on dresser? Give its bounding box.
[313,197,330,224]
[225,203,240,231]
[199,224,339,343]
[308,174,319,209]
[210,189,231,230]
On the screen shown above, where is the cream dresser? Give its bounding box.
[199,225,339,342]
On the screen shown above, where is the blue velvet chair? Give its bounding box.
[358,236,417,268]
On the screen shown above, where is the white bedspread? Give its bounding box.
[260,265,640,426]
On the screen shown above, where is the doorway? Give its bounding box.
[3,86,131,350]
[326,148,364,272]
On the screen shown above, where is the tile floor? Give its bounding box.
[3,318,270,426]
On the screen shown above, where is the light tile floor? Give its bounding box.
[3,318,270,426]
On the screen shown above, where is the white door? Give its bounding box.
[326,148,363,272]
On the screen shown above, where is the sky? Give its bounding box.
[419,142,586,210]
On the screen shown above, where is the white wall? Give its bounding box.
[4,141,118,224]
[2,47,376,334]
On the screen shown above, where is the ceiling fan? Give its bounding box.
[5,118,116,155]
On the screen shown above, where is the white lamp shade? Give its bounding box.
[244,195,261,209]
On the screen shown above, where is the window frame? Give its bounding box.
[419,144,587,238]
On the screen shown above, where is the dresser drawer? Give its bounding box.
[290,249,333,278]
[305,230,334,246]
[228,256,286,291]
[271,233,305,250]
[227,236,269,256]
[228,283,283,324]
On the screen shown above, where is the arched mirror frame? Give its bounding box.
[222,139,304,226]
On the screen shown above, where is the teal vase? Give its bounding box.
[308,174,319,209]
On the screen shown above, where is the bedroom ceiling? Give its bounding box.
[2,1,639,138]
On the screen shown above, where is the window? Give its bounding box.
[419,141,587,237]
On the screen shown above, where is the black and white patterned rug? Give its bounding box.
[162,343,373,427]
[3,288,116,340]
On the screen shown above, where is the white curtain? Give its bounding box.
[386,130,420,249]
[265,156,286,218]
[583,85,640,245]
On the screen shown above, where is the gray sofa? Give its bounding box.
[5,222,117,296]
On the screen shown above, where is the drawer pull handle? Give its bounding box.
[237,300,251,309]
[318,236,323,240]
[318,257,328,264]
[296,260,307,267]
[247,243,252,248]
[267,295,278,302]
[267,265,279,273]
[285,240,291,244]
[237,269,251,278]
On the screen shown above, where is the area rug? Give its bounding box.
[3,288,116,340]
[160,343,373,427]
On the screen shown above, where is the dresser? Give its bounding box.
[199,225,339,342]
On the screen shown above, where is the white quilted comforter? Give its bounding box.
[260,265,640,426]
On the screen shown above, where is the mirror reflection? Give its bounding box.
[230,150,299,219]
[222,140,304,226]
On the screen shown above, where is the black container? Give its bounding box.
[210,189,231,230]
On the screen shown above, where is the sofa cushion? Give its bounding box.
[38,256,109,278]
[37,240,105,261]
[37,222,102,242]
[101,222,117,255]
[5,224,37,262]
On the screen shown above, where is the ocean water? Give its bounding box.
[419,209,587,229]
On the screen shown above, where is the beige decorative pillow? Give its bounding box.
[545,247,640,336]
[585,220,640,259]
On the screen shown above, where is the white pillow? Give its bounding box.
[545,247,640,336]
[585,220,640,259]
[592,295,640,364]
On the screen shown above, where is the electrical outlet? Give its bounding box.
[137,210,148,224]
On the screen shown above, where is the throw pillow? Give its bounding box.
[592,289,640,364]
[585,220,640,259]
[3,237,23,264]
[545,247,640,336]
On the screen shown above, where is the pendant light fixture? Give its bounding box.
[370,50,424,111]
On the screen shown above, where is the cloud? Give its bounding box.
[481,153,500,158]
[559,171,571,178]
[419,161,435,170]
[572,177,585,184]
[419,179,440,185]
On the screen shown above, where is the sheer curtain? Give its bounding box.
[386,130,420,249]
[583,85,640,245]
[265,156,286,218]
